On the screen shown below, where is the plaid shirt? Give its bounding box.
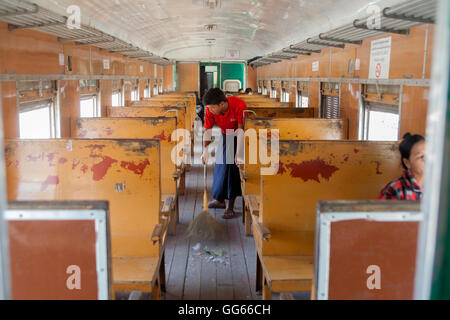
[379,170,423,200]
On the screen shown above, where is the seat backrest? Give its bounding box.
[314,200,421,300]
[6,139,161,259]
[72,117,177,195]
[7,200,111,300]
[259,140,401,256]
[243,118,348,195]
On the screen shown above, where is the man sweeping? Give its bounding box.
[200,88,247,219]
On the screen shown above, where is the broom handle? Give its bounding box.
[203,164,208,212]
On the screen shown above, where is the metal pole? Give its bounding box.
[0,82,11,300]
[414,0,450,300]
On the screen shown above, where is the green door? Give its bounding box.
[221,63,245,90]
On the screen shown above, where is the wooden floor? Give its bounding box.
[162,122,259,300]
[113,122,311,301]
[163,163,259,300]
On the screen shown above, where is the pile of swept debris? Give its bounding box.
[191,243,230,266]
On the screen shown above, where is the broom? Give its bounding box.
[184,164,226,241]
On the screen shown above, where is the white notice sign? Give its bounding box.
[369,37,391,79]
[312,61,319,72]
[225,50,240,59]
[140,65,144,73]
[205,66,217,72]
[103,59,110,70]
[355,58,361,71]
[59,53,65,66]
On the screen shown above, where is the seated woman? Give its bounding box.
[379,133,425,200]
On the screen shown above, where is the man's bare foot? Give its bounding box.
[208,200,226,208]
[222,208,236,219]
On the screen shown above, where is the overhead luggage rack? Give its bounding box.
[0,0,173,66]
[249,0,437,68]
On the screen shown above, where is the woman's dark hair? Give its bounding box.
[399,132,425,170]
[202,88,228,106]
[245,88,253,94]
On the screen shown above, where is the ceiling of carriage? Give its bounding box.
[31,0,408,61]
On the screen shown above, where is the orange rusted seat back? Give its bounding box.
[5,139,161,259]
[109,106,186,132]
[135,95,196,130]
[243,118,348,196]
[258,140,400,256]
[72,117,177,195]
[246,102,290,108]
[7,200,111,300]
[247,107,314,119]
[315,200,421,300]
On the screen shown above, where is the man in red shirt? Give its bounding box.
[201,88,247,219]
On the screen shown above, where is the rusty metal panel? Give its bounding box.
[72,118,177,195]
[109,106,186,132]
[260,140,400,256]
[6,201,110,300]
[243,119,348,196]
[136,96,196,130]
[315,201,421,300]
[247,107,315,119]
[5,139,161,259]
[246,103,290,108]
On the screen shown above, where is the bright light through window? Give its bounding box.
[302,97,309,108]
[80,97,96,118]
[112,91,121,107]
[367,110,399,141]
[19,107,51,139]
[131,88,139,101]
[282,90,289,103]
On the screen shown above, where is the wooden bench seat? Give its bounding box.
[112,256,164,299]
[243,194,260,235]
[255,140,401,300]
[241,118,348,236]
[72,117,181,235]
[258,255,314,300]
[161,194,177,235]
[5,139,166,299]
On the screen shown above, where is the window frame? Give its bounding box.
[296,81,309,108]
[359,84,402,141]
[281,88,290,103]
[17,80,58,139]
[320,82,341,119]
[131,86,139,102]
[18,98,57,139]
[111,89,122,107]
[80,94,100,118]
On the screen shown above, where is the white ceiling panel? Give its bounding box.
[29,0,408,61]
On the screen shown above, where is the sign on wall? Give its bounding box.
[205,66,218,72]
[103,59,110,70]
[369,37,392,80]
[225,50,240,59]
[59,53,65,66]
[312,61,319,72]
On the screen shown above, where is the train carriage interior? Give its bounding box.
[0,0,449,301]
